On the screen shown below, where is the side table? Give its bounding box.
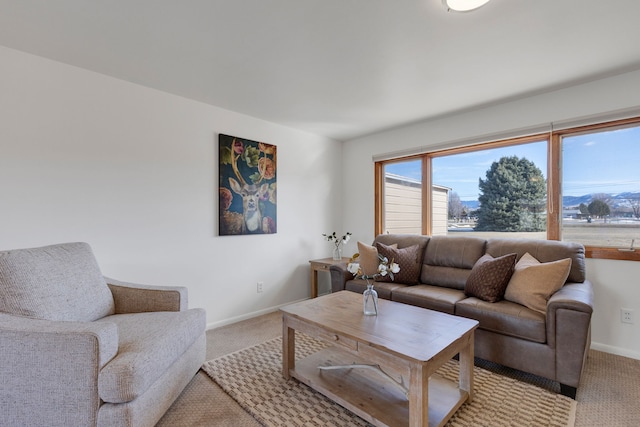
[308,257,350,298]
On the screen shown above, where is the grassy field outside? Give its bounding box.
[448,221,639,248]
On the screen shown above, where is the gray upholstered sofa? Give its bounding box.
[330,234,594,398]
[0,242,206,427]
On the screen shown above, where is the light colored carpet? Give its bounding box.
[202,334,576,427]
[157,311,640,426]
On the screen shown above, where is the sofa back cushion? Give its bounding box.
[485,238,586,283]
[373,234,430,252]
[0,242,115,321]
[421,235,487,289]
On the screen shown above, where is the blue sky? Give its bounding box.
[385,126,640,201]
[563,126,640,196]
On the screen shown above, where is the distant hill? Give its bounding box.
[461,200,479,210]
[562,195,593,207]
[461,192,640,210]
[562,192,640,209]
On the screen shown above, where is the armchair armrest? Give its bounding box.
[105,277,188,313]
[0,312,119,368]
[0,312,118,424]
[329,263,351,293]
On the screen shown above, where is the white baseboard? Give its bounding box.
[205,297,309,330]
[591,341,640,360]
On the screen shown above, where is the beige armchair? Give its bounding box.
[0,242,206,427]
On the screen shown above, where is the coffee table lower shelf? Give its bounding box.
[289,346,468,427]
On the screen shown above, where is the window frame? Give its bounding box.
[374,116,640,261]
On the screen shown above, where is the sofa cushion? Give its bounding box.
[375,243,422,285]
[504,253,572,314]
[464,253,517,302]
[420,236,486,289]
[373,234,430,253]
[97,308,206,403]
[423,235,487,269]
[456,297,547,343]
[345,279,406,300]
[391,285,465,315]
[356,241,396,276]
[0,242,115,322]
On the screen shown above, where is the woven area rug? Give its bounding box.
[202,334,576,427]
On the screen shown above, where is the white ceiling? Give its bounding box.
[1,0,640,141]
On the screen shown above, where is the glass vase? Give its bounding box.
[332,245,342,260]
[363,282,378,316]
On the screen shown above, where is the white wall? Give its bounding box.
[343,69,640,359]
[0,46,344,328]
[3,44,639,359]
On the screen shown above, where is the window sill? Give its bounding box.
[585,246,640,261]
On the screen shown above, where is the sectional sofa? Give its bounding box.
[329,234,594,398]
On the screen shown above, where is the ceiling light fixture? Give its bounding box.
[443,0,491,12]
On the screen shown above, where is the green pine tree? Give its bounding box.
[475,156,547,232]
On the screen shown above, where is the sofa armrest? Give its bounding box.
[547,280,594,347]
[329,263,351,293]
[105,277,188,313]
[548,280,594,314]
[546,280,594,388]
[0,312,119,424]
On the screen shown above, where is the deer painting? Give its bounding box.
[219,135,277,235]
[228,177,269,233]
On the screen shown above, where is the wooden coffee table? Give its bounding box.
[280,291,479,427]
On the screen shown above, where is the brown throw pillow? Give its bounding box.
[464,253,517,302]
[504,252,572,314]
[375,243,422,285]
[356,241,397,276]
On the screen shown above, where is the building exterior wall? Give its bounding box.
[384,175,449,235]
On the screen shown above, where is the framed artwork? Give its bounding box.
[218,134,277,235]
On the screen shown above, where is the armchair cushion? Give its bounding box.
[0,242,114,322]
[97,308,206,403]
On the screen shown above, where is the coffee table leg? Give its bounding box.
[458,332,475,402]
[282,316,295,379]
[409,364,429,427]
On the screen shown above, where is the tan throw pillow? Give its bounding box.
[375,243,422,285]
[357,241,380,276]
[464,253,517,303]
[504,252,572,314]
[356,241,397,276]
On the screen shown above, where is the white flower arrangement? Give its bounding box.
[347,253,400,282]
[322,232,352,250]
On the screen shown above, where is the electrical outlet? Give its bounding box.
[621,308,634,324]
[257,281,264,293]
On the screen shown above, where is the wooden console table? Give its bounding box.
[308,257,350,298]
